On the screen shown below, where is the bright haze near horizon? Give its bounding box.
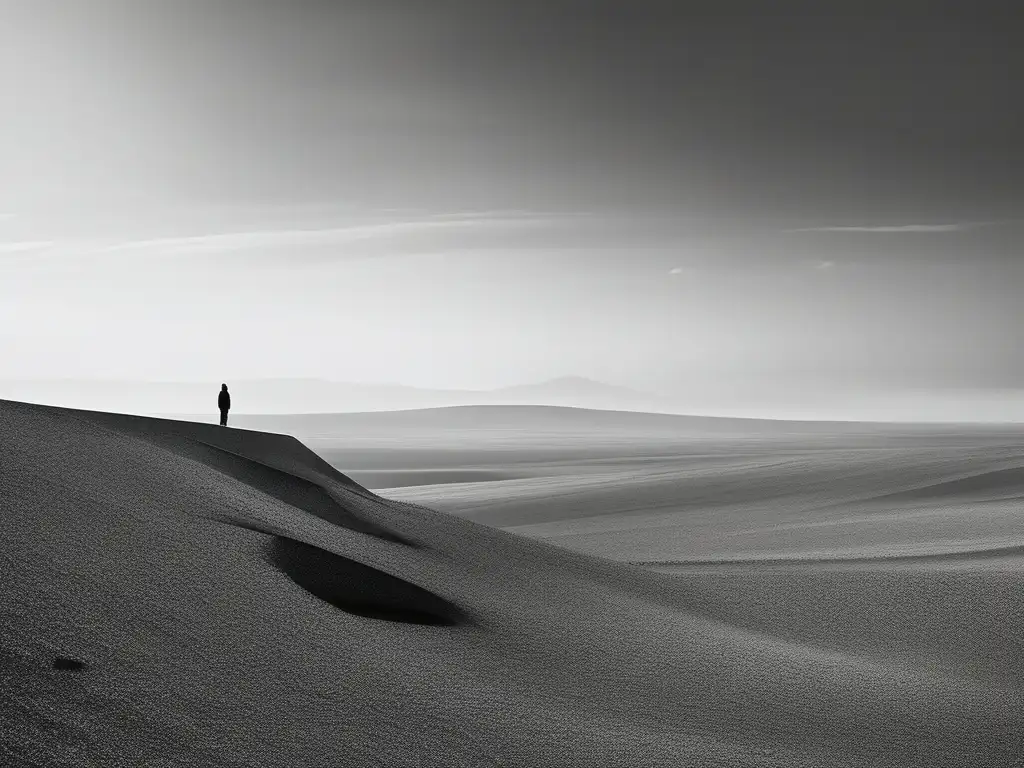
[1,2,1022,421]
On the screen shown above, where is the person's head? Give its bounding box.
[221,383,228,391]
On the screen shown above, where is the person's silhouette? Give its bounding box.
[218,383,231,426]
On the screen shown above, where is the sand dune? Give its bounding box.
[359,408,1024,562]
[2,398,1022,766]
[388,449,1024,560]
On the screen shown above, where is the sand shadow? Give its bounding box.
[186,440,413,546]
[268,537,466,627]
[52,657,86,672]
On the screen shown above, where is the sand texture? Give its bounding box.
[2,400,1022,766]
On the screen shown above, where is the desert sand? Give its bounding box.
[2,399,1022,766]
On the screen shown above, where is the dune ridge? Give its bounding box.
[1,398,1021,766]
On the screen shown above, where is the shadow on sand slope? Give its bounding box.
[215,515,467,626]
[180,438,414,545]
[268,535,465,626]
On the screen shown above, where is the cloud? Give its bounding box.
[786,222,981,233]
[419,209,588,221]
[90,214,553,256]
[0,211,572,264]
[814,260,836,269]
[3,209,701,272]
[0,240,56,254]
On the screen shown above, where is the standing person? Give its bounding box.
[218,383,231,426]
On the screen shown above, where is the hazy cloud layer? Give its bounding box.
[786,223,984,233]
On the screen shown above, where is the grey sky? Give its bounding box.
[1,2,1022,406]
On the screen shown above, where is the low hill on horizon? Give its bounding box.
[0,375,668,417]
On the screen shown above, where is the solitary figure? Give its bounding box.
[218,383,231,426]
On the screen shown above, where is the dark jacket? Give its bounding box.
[218,390,231,411]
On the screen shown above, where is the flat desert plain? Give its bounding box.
[3,400,1022,766]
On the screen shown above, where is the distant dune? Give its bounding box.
[6,377,1024,422]
[2,398,1022,766]
[0,376,667,417]
[229,403,1009,439]
[221,405,1020,491]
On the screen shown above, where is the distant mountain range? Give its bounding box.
[0,376,673,416]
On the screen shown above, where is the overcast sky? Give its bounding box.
[1,2,1021,407]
